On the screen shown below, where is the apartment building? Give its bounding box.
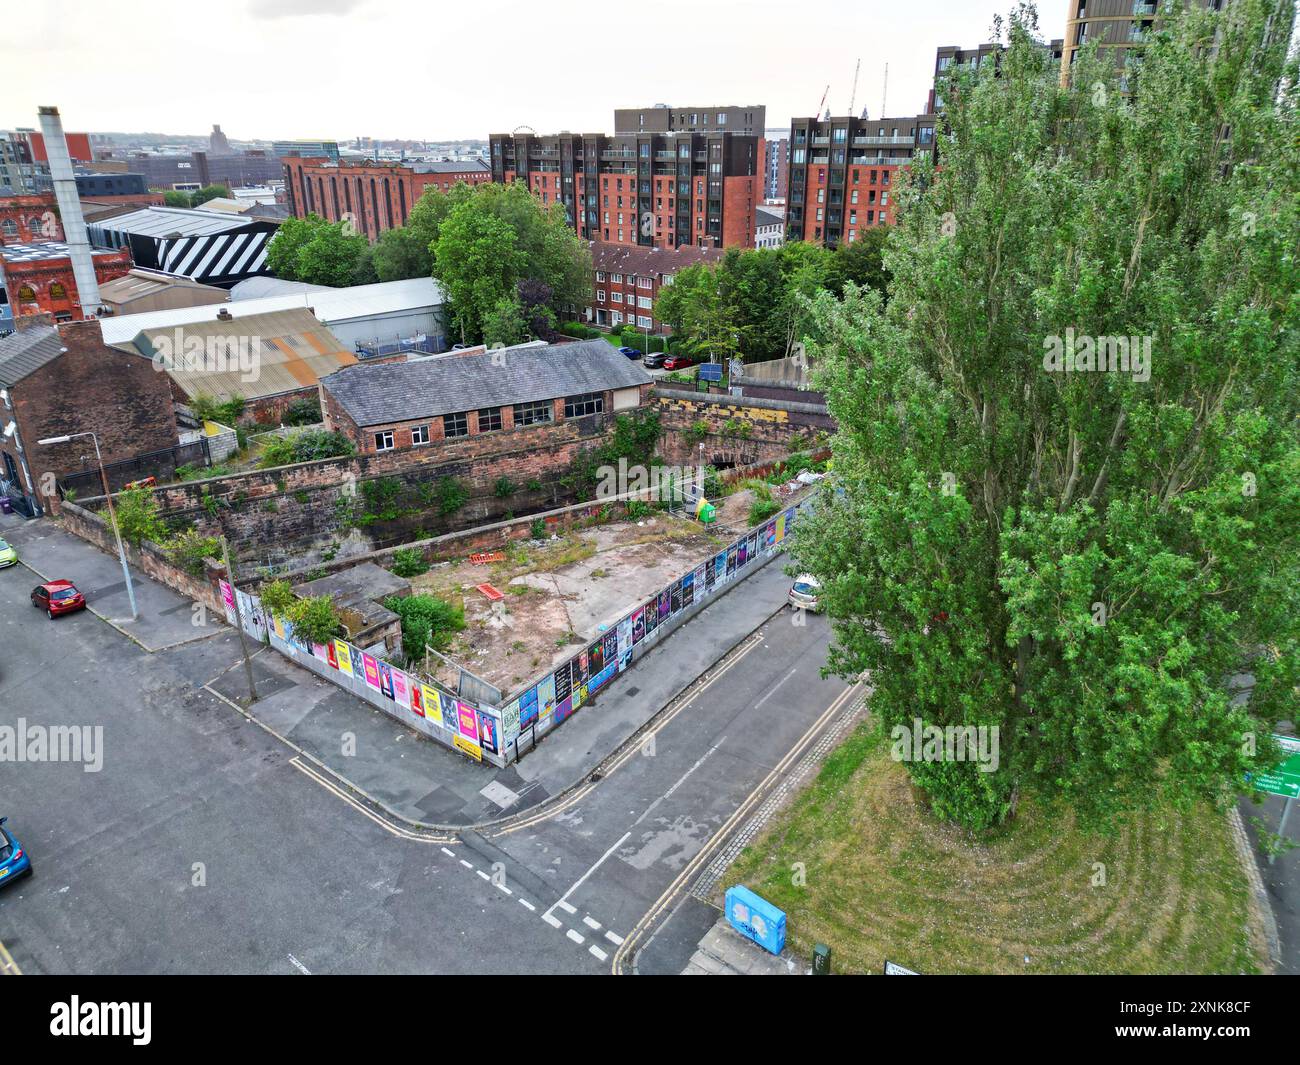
[1060,0,1228,85]
[587,241,723,332]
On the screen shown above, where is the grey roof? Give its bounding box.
[0,325,66,387]
[411,160,490,174]
[322,338,652,428]
[755,208,784,228]
[86,205,262,239]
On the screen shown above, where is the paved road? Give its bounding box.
[0,539,852,974]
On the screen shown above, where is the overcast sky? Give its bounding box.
[7,0,1067,142]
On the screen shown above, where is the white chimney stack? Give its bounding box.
[37,105,102,319]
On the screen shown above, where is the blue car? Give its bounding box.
[618,346,642,360]
[0,818,32,886]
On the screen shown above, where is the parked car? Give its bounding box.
[663,354,695,371]
[643,351,667,369]
[618,346,642,360]
[788,575,822,613]
[0,818,32,887]
[0,538,16,568]
[31,580,86,619]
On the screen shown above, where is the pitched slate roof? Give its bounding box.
[588,240,724,278]
[0,324,65,387]
[321,338,652,428]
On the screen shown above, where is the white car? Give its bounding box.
[788,575,821,613]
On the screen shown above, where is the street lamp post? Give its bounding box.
[38,431,138,622]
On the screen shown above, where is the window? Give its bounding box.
[443,411,468,438]
[411,424,430,445]
[374,430,395,451]
[595,271,605,282]
[611,291,623,302]
[513,400,553,427]
[597,290,606,303]
[564,392,604,418]
[637,315,652,328]
[638,276,653,289]
[611,273,623,284]
[637,296,652,309]
[477,407,502,433]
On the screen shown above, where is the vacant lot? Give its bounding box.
[723,724,1267,974]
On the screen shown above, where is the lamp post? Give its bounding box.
[38,431,138,621]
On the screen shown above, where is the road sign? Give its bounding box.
[1248,735,1300,798]
[698,363,723,382]
[884,960,920,975]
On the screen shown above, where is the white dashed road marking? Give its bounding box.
[542,913,563,929]
[287,954,311,975]
[566,929,585,946]
[604,930,624,946]
[589,945,608,962]
[583,916,601,930]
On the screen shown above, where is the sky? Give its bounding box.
[5,0,1068,142]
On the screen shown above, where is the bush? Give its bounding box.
[383,593,466,657]
[260,579,295,616]
[260,429,355,468]
[287,595,343,645]
[283,398,322,426]
[560,321,598,339]
[749,497,782,526]
[434,476,468,516]
[530,518,546,539]
[391,547,428,578]
[163,528,220,576]
[114,486,167,547]
[190,394,245,426]
[494,476,516,498]
[626,499,654,520]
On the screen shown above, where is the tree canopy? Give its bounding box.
[792,0,1299,831]
[266,214,377,287]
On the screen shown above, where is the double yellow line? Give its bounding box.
[611,678,865,974]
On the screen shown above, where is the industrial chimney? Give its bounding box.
[37,105,102,319]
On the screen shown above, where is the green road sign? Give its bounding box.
[1248,735,1300,798]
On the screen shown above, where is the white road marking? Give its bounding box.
[519,899,536,912]
[476,869,491,882]
[440,847,456,857]
[496,883,513,895]
[604,930,624,945]
[556,900,577,914]
[583,915,601,930]
[630,742,721,830]
[589,944,608,962]
[287,954,311,975]
[751,665,799,711]
[566,929,585,945]
[459,859,473,869]
[542,913,563,929]
[544,831,631,921]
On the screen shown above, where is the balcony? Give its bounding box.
[852,135,915,146]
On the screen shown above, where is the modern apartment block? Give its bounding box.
[1060,0,1228,85]
[281,157,492,239]
[489,130,761,250]
[930,37,1065,111]
[785,113,935,246]
[765,135,789,200]
[613,105,766,135]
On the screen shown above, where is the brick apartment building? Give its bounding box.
[320,338,652,456]
[587,241,723,333]
[282,157,492,239]
[0,314,180,514]
[765,136,789,201]
[785,113,936,245]
[0,241,131,328]
[489,130,760,251]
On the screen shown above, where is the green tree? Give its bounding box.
[372,224,433,281]
[189,184,231,207]
[295,221,374,287]
[434,207,526,343]
[113,486,167,547]
[794,1,1299,832]
[266,215,319,281]
[482,294,527,348]
[162,190,192,208]
[828,224,890,299]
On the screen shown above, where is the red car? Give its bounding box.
[662,354,695,370]
[31,580,86,619]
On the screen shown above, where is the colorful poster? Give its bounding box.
[737,538,749,567]
[747,532,758,560]
[219,580,236,625]
[422,684,444,727]
[537,671,556,719]
[617,616,634,670]
[391,668,411,710]
[693,564,707,601]
[362,653,382,691]
[681,572,695,609]
[643,598,660,635]
[588,638,605,676]
[312,642,328,661]
[378,661,395,700]
[763,520,776,549]
[553,663,572,720]
[455,701,478,741]
[670,580,683,614]
[453,734,482,761]
[272,614,287,641]
[631,606,646,644]
[410,683,426,717]
[477,711,500,754]
[602,630,618,666]
[784,507,797,533]
[726,546,738,576]
[658,589,671,620]
[713,551,725,585]
[519,685,540,728]
[774,513,787,543]
[502,700,521,743]
[573,650,589,689]
[334,639,353,676]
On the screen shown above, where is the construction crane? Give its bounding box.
[848,59,861,117]
[815,83,829,119]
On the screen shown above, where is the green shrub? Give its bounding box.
[530,518,546,539]
[494,476,516,498]
[391,547,428,578]
[749,497,781,526]
[283,398,322,426]
[260,429,355,468]
[434,477,468,516]
[260,579,295,616]
[287,595,343,645]
[114,486,167,547]
[383,593,466,657]
[163,528,220,576]
[626,499,654,520]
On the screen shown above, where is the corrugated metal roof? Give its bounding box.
[321,338,652,428]
[122,307,357,402]
[88,205,262,239]
[98,278,444,346]
[0,325,65,387]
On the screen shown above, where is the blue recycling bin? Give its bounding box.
[725,885,787,955]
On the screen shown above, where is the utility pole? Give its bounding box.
[220,531,258,704]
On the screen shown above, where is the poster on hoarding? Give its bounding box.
[392,668,411,710]
[737,538,749,567]
[774,513,787,543]
[747,532,759,561]
[553,662,573,721]
[453,734,482,761]
[334,639,354,676]
[455,701,479,741]
[763,520,776,548]
[588,637,605,675]
[519,685,539,728]
[693,564,707,602]
[617,616,634,670]
[631,606,646,644]
[643,598,659,635]
[726,546,738,576]
[658,589,671,621]
[362,653,382,691]
[603,630,618,665]
[477,711,499,754]
[422,684,444,727]
[219,581,236,625]
[538,672,556,719]
[410,682,426,717]
[682,571,695,609]
[378,661,395,700]
[502,699,521,743]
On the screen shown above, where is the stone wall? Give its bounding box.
[654,387,834,468]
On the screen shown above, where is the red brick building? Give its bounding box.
[0,193,63,243]
[587,241,723,333]
[0,314,180,513]
[282,157,492,239]
[489,131,761,251]
[0,241,131,325]
[320,338,653,456]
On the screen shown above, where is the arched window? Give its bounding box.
[16,284,36,302]
[1,219,17,237]
[49,282,67,298]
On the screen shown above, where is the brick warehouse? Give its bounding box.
[0,192,63,243]
[489,129,760,251]
[0,240,132,328]
[0,314,180,514]
[587,241,723,333]
[282,157,492,238]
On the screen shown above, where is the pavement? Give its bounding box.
[681,917,801,975]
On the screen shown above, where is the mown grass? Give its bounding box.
[722,723,1265,974]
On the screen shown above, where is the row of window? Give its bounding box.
[596,291,654,309]
[371,396,606,451]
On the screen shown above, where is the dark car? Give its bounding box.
[31,580,86,619]
[618,346,642,360]
[643,351,667,369]
[0,817,32,887]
